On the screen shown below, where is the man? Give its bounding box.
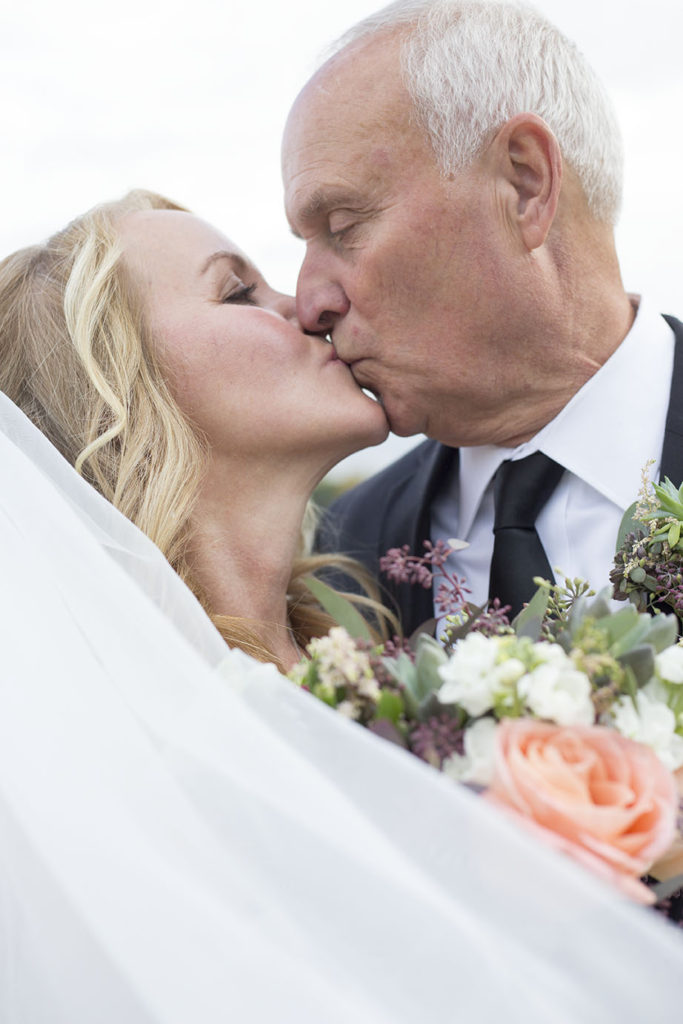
[282,0,683,632]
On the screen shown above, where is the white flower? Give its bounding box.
[357,676,381,701]
[308,627,374,689]
[532,642,571,667]
[437,633,503,716]
[611,689,683,770]
[337,700,360,720]
[489,657,526,688]
[443,717,498,786]
[518,660,594,726]
[655,644,683,685]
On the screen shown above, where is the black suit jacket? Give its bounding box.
[318,315,683,634]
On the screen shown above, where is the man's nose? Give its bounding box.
[296,262,350,334]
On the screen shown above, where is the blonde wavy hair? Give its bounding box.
[0,189,394,667]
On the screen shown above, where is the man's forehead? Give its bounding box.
[282,36,419,213]
[284,33,410,147]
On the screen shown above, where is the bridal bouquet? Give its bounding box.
[291,477,683,912]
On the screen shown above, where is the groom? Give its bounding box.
[282,0,683,632]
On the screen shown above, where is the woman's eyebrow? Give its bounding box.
[199,250,249,278]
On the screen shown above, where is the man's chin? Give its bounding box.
[383,403,424,439]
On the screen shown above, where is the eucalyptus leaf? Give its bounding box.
[417,691,450,723]
[585,588,613,620]
[609,618,653,658]
[303,576,373,641]
[623,665,639,707]
[414,634,449,702]
[408,617,438,650]
[512,585,549,641]
[381,651,417,690]
[381,652,420,718]
[644,613,678,653]
[615,500,646,551]
[600,604,640,645]
[567,592,590,634]
[616,645,655,688]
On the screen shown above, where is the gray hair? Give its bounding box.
[332,0,623,223]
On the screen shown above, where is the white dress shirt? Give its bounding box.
[431,298,675,619]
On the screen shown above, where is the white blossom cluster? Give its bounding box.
[291,626,380,720]
[437,633,595,786]
[610,644,683,771]
[437,632,683,785]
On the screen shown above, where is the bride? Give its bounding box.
[0,189,391,669]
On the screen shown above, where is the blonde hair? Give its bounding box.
[0,190,393,667]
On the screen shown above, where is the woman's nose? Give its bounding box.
[269,289,300,326]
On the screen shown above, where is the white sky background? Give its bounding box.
[1,0,681,481]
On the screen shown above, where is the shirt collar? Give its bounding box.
[457,299,675,538]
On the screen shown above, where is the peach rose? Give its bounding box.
[487,719,678,903]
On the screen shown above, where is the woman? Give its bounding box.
[0,190,391,669]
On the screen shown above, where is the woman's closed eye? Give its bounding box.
[222,283,257,305]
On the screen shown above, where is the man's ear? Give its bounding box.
[490,113,562,251]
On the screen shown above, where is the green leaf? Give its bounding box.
[584,589,613,620]
[644,613,678,653]
[408,617,438,649]
[302,576,373,642]
[381,652,419,717]
[375,689,404,725]
[670,522,681,549]
[616,645,655,687]
[600,604,640,645]
[513,585,550,641]
[649,479,683,519]
[440,604,485,646]
[414,634,449,702]
[650,873,683,904]
[382,651,417,688]
[622,664,639,706]
[615,501,644,552]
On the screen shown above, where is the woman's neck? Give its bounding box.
[187,455,318,670]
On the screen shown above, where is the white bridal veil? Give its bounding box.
[0,390,682,1023]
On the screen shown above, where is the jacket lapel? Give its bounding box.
[660,315,683,485]
[377,442,459,634]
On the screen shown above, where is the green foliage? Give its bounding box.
[512,584,550,641]
[645,477,683,522]
[303,576,373,642]
[615,501,643,552]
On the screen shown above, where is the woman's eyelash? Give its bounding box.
[223,283,257,305]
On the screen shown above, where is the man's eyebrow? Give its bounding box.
[289,188,358,236]
[199,250,249,277]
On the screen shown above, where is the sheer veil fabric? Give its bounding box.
[0,390,682,1022]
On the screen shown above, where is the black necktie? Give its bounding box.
[488,452,565,618]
